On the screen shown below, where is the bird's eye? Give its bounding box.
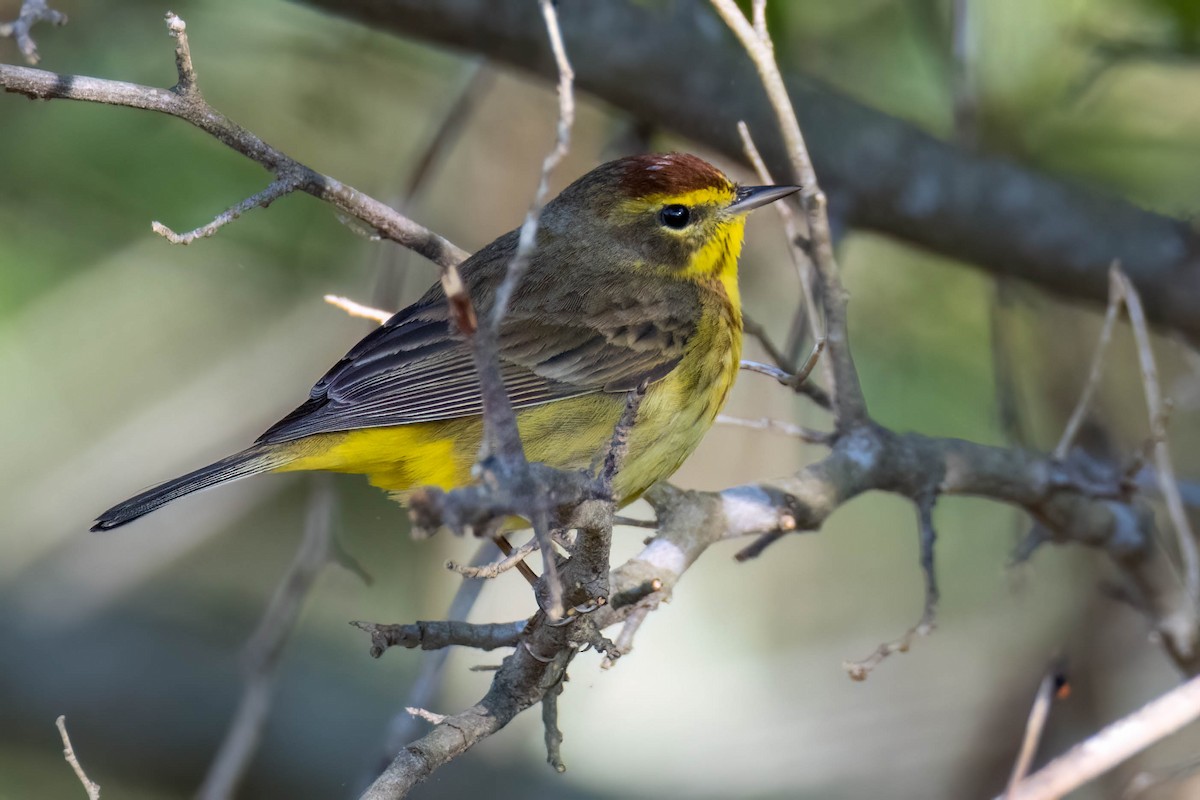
[658,204,691,229]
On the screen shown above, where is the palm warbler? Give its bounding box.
[93,153,799,530]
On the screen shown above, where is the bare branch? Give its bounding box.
[378,541,498,769]
[54,716,100,800]
[324,294,393,325]
[542,679,566,773]
[1000,672,1200,800]
[404,707,446,726]
[447,539,538,579]
[711,0,867,426]
[842,617,934,682]
[197,477,337,800]
[737,121,825,380]
[153,173,304,244]
[1113,268,1200,603]
[600,603,655,670]
[0,14,469,270]
[599,384,648,491]
[1055,269,1123,459]
[716,414,832,445]
[1005,664,1065,795]
[352,619,527,657]
[0,0,66,65]
[485,0,574,337]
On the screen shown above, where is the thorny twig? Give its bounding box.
[55,716,100,800]
[0,0,66,65]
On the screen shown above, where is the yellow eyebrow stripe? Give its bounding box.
[641,186,734,208]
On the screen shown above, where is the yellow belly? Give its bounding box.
[276,304,741,506]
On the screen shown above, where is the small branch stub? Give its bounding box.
[55,716,101,800]
[0,0,67,65]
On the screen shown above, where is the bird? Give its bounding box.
[92,153,800,531]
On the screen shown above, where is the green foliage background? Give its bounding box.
[2,0,1200,797]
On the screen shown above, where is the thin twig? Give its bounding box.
[737,120,824,367]
[448,539,538,579]
[324,294,393,325]
[0,0,66,65]
[739,357,832,409]
[711,0,867,426]
[493,533,541,587]
[600,384,648,490]
[459,0,576,619]
[0,14,468,270]
[197,476,337,800]
[542,679,566,773]
[404,707,447,726]
[842,615,935,682]
[1112,268,1200,604]
[1000,672,1200,800]
[372,63,493,310]
[486,0,574,337]
[1055,269,1123,459]
[842,498,939,680]
[152,173,304,244]
[1005,666,1061,796]
[950,0,978,150]
[600,604,653,670]
[716,414,832,445]
[378,540,498,770]
[54,716,100,800]
[915,495,940,632]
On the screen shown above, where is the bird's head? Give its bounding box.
[543,152,799,287]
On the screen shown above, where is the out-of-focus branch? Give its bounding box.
[1004,664,1064,796]
[431,0,576,620]
[1000,671,1200,800]
[55,716,100,800]
[712,0,865,426]
[0,0,66,64]
[1114,269,1200,603]
[304,0,1200,342]
[197,477,338,800]
[0,13,468,271]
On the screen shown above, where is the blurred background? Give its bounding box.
[3,0,1200,797]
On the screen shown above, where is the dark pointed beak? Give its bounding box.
[727,184,801,215]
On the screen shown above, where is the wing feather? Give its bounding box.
[258,231,699,444]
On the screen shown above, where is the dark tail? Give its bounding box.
[92,446,285,531]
